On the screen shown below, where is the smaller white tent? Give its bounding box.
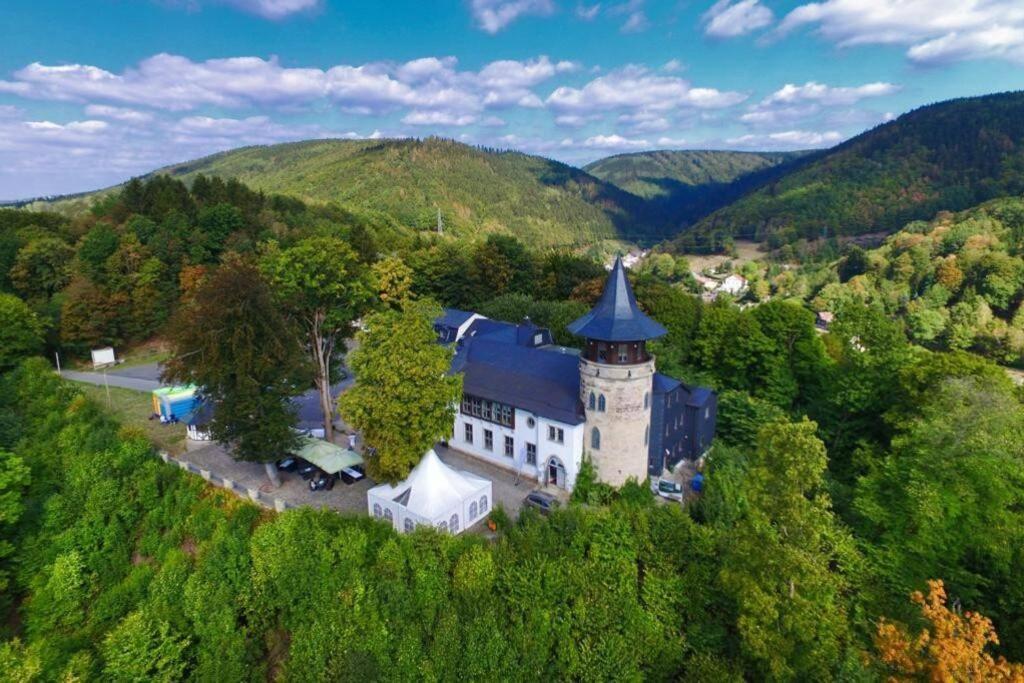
[367,449,493,535]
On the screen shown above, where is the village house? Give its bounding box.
[435,257,717,491]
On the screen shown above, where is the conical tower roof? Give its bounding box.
[567,256,667,342]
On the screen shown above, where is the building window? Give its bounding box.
[484,429,493,451]
[450,514,460,533]
[548,426,564,443]
[598,394,606,412]
[526,442,536,465]
[469,501,478,519]
[403,518,414,532]
[597,343,607,362]
[618,346,628,362]
[705,407,710,419]
[464,423,473,444]
[504,435,514,457]
[383,508,393,522]
[480,495,488,513]
[588,392,596,410]
[591,427,601,450]
[645,424,649,446]
[373,503,382,518]
[460,394,515,428]
[644,392,649,409]
[527,416,535,428]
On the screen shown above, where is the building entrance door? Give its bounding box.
[547,457,566,489]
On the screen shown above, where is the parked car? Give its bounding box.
[651,479,684,501]
[297,461,318,480]
[339,465,365,485]
[309,471,337,491]
[276,457,299,472]
[524,491,560,515]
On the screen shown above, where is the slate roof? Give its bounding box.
[452,337,584,425]
[652,372,682,394]
[567,256,667,342]
[438,308,476,329]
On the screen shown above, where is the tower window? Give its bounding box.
[597,394,606,412]
[618,346,628,362]
[588,392,596,410]
[644,392,649,409]
[591,427,601,450]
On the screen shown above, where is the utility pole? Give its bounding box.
[436,207,444,235]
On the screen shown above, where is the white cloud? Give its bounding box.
[777,0,1024,64]
[84,104,154,123]
[661,59,684,72]
[703,0,773,38]
[620,11,650,32]
[546,65,746,114]
[608,0,650,33]
[577,133,650,149]
[221,0,320,20]
[617,110,670,132]
[726,129,843,149]
[576,3,601,20]
[402,110,478,126]
[0,53,575,125]
[741,80,899,127]
[656,136,688,147]
[470,0,556,33]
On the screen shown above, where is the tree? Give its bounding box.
[163,257,307,484]
[101,610,190,682]
[9,237,74,299]
[0,293,44,371]
[0,450,29,611]
[715,419,860,680]
[77,223,120,282]
[875,580,1024,681]
[262,238,371,443]
[339,301,461,482]
[372,255,414,308]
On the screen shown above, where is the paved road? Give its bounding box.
[60,370,161,392]
[108,362,163,382]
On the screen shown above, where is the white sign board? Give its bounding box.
[91,347,116,369]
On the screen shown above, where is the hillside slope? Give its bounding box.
[674,91,1024,251]
[50,138,661,248]
[584,149,804,199]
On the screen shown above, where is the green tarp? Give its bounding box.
[295,437,363,474]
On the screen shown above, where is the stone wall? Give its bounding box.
[579,356,654,486]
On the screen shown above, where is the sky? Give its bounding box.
[1,1,1024,200]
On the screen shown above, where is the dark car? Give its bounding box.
[297,461,318,480]
[523,491,560,515]
[309,471,337,491]
[276,457,299,472]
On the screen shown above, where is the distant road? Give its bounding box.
[61,364,162,392]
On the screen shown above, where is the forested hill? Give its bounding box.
[586,149,809,232]
[584,149,804,199]
[672,91,1024,252]
[44,138,661,248]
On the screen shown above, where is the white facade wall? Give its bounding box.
[453,407,584,489]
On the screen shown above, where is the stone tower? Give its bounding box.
[568,257,667,486]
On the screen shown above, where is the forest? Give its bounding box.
[3,175,1024,680]
[675,91,1024,251]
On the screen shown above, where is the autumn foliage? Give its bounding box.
[875,580,1024,682]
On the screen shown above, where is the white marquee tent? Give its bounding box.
[367,449,492,535]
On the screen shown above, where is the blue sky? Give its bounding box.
[2,0,1024,199]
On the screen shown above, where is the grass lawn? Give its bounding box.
[79,383,187,455]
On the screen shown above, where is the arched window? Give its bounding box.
[598,394,606,412]
[403,517,414,532]
[480,495,489,513]
[383,508,393,522]
[372,503,382,518]
[588,392,596,410]
[469,501,479,519]
[450,514,460,533]
[591,427,601,450]
[644,392,649,409]
[438,521,448,532]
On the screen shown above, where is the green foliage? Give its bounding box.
[677,92,1024,249]
[0,293,44,371]
[100,610,190,682]
[339,300,462,482]
[163,257,308,463]
[477,293,587,346]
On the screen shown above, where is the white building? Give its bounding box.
[437,258,718,492]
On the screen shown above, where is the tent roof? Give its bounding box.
[368,450,490,520]
[152,385,196,398]
[295,437,363,474]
